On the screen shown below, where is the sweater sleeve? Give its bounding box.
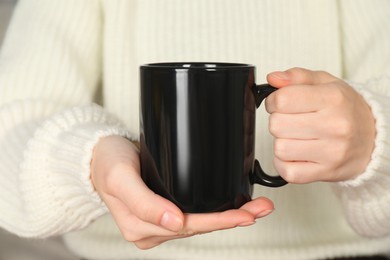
[334,0,390,237]
[0,0,133,238]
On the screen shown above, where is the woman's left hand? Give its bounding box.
[265,68,376,183]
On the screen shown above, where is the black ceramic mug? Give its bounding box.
[139,62,287,213]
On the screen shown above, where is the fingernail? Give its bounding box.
[270,71,289,81]
[161,211,183,232]
[256,209,274,218]
[238,220,256,227]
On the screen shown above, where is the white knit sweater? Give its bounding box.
[1,0,390,259]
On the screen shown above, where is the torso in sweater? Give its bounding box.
[63,1,390,259]
[1,0,390,259]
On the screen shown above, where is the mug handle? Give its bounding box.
[250,84,288,187]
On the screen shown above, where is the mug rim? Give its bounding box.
[140,62,254,70]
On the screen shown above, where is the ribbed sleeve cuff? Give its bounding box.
[19,104,135,237]
[335,80,390,237]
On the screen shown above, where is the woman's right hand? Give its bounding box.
[91,135,274,249]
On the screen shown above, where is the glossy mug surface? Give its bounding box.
[139,62,287,213]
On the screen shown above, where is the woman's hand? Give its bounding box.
[265,68,376,183]
[90,136,274,249]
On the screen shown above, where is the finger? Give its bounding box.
[265,85,327,114]
[94,136,184,232]
[274,139,325,163]
[239,197,274,218]
[180,209,256,236]
[129,198,275,249]
[105,196,178,242]
[132,199,274,249]
[134,234,192,250]
[269,112,326,139]
[273,157,330,184]
[111,167,184,232]
[266,67,338,88]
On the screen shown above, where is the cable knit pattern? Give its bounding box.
[1,0,390,259]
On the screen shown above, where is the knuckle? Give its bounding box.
[282,169,300,184]
[334,117,354,138]
[327,85,346,105]
[268,113,282,137]
[287,67,306,75]
[132,195,165,226]
[288,67,310,82]
[135,238,167,250]
[134,241,157,250]
[104,162,128,194]
[316,70,333,79]
[133,198,155,222]
[274,159,298,184]
[273,139,287,160]
[272,92,289,112]
[123,232,143,243]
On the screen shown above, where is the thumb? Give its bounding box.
[93,136,184,232]
[120,172,185,232]
[266,67,338,88]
